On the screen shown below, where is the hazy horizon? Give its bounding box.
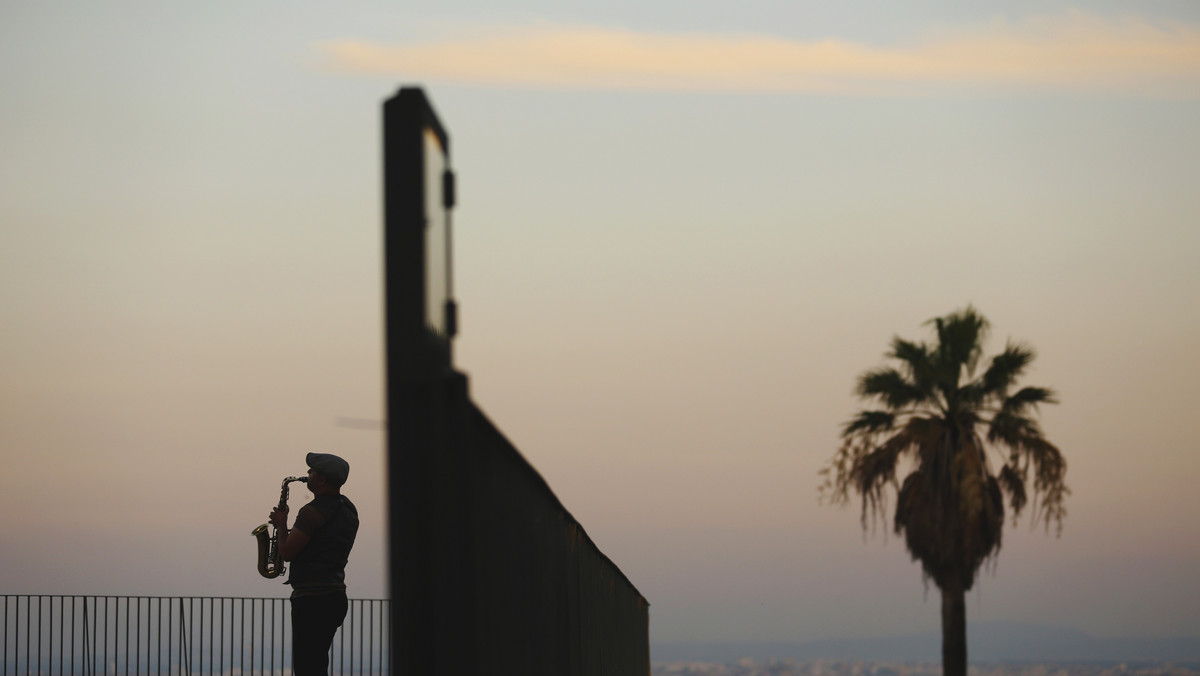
[2,1,1198,646]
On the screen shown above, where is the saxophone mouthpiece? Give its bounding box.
[297,476,308,483]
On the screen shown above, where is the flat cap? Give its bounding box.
[306,452,350,487]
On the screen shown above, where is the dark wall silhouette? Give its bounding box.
[385,87,649,675]
[392,371,649,675]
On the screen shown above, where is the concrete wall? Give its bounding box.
[467,402,650,675]
[392,371,649,675]
[385,87,648,675]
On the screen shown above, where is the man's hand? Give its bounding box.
[269,506,288,529]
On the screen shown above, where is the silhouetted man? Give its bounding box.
[269,452,359,676]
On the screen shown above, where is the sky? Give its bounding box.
[2,0,1199,647]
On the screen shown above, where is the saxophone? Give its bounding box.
[252,475,307,579]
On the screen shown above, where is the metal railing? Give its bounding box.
[1,595,389,676]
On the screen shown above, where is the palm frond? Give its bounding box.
[1020,436,1069,534]
[856,367,927,409]
[997,462,1028,518]
[978,342,1035,398]
[894,468,932,540]
[986,410,1040,447]
[928,305,989,383]
[983,474,1005,555]
[889,337,936,391]
[1000,386,1058,417]
[853,427,917,495]
[843,410,896,436]
[824,421,925,531]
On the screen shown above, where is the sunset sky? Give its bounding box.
[2,1,1198,646]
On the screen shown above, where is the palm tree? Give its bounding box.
[821,306,1068,676]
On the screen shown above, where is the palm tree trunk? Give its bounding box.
[941,579,967,676]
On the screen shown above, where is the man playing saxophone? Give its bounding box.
[268,452,359,676]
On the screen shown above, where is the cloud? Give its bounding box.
[318,11,1200,96]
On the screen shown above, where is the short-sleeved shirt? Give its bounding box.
[287,494,359,598]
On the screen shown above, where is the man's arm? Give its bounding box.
[277,526,310,562]
[270,503,324,562]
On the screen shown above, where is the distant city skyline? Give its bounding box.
[652,620,1200,663]
[2,0,1198,647]
[648,660,1200,676]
